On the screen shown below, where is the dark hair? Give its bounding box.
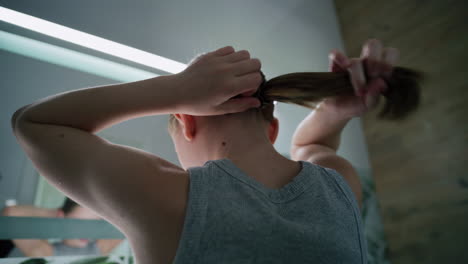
[60,197,79,215]
[168,57,425,133]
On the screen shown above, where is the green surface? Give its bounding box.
[0,217,124,239]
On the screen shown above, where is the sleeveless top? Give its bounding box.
[173,158,368,264]
[7,240,101,257]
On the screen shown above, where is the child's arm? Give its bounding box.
[290,102,352,153]
[2,205,58,218]
[289,104,362,209]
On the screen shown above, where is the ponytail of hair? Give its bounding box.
[255,66,425,121]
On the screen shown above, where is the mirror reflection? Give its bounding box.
[2,197,123,258]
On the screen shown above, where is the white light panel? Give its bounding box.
[0,6,187,74]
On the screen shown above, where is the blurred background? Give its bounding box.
[334,0,468,263]
[0,0,467,263]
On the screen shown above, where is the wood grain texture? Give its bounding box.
[333,0,468,263]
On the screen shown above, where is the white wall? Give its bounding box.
[0,0,371,209]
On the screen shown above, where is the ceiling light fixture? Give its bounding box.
[0,6,187,74]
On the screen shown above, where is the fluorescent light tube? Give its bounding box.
[0,30,158,82]
[0,6,187,74]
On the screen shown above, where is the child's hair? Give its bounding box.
[168,57,425,134]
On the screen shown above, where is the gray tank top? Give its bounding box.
[173,158,367,263]
[7,240,101,258]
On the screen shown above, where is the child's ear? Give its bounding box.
[268,117,279,144]
[175,114,196,141]
[174,114,183,123]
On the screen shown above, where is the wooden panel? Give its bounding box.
[333,0,468,263]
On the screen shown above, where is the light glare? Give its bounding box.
[0,6,187,74]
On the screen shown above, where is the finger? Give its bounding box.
[224,50,251,63]
[235,72,262,95]
[328,49,351,72]
[381,47,400,79]
[366,77,388,95]
[361,39,383,78]
[347,58,367,97]
[187,53,206,66]
[218,96,261,114]
[232,58,262,77]
[364,79,385,109]
[240,89,257,97]
[365,84,380,110]
[213,46,235,56]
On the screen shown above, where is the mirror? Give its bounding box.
[1,200,127,259]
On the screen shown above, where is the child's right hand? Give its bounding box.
[321,39,400,118]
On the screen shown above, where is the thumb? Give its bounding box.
[218,97,261,114]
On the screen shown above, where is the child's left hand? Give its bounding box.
[173,46,263,116]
